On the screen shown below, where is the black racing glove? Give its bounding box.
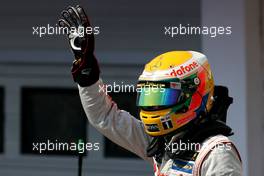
[58,5,100,87]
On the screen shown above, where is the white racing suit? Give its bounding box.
[78,79,242,176]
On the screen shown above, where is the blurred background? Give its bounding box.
[0,0,263,175]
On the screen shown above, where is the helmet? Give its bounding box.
[136,51,214,136]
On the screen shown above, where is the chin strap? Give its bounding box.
[146,137,165,164]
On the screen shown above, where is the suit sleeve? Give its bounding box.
[200,144,242,176]
[78,79,153,163]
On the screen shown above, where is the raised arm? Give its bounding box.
[58,5,152,162]
[79,80,152,162]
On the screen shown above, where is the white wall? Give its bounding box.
[202,0,247,173]
[202,0,264,175]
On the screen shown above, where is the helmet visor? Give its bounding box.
[136,85,182,107]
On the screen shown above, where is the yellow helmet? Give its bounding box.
[136,51,214,136]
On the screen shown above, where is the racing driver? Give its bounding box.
[58,5,242,176]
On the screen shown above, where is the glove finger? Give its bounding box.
[61,10,76,27]
[58,19,70,28]
[68,6,82,25]
[76,5,90,26]
[58,19,71,34]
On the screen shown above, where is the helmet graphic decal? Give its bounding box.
[137,51,214,136]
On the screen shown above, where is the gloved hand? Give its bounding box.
[58,5,100,87]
